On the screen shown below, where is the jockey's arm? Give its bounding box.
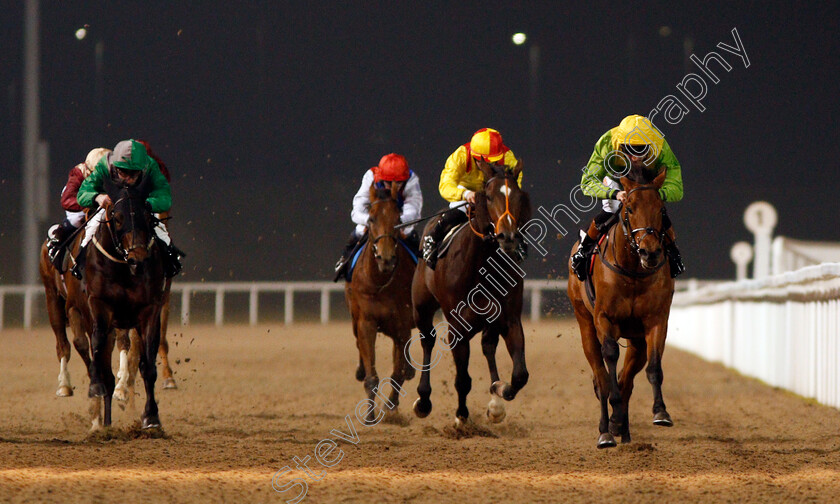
[400,173,423,224]
[145,159,173,213]
[350,170,374,230]
[581,131,621,200]
[439,148,469,203]
[657,140,683,202]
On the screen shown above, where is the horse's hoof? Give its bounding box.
[653,411,673,427]
[597,432,617,449]
[412,397,432,418]
[486,407,506,424]
[142,416,161,429]
[88,383,107,398]
[56,386,73,397]
[355,366,365,382]
[621,433,632,444]
[113,386,128,402]
[162,377,178,389]
[486,395,506,423]
[454,415,469,429]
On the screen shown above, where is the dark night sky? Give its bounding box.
[1,1,839,283]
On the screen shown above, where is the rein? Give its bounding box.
[468,175,516,240]
[596,185,666,278]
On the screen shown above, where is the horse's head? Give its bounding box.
[102,171,156,274]
[367,181,402,274]
[474,158,532,255]
[619,168,667,270]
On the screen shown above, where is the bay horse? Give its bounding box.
[40,235,177,427]
[83,172,168,429]
[411,159,531,426]
[567,168,675,448]
[345,182,417,417]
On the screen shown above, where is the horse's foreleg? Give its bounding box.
[646,323,673,427]
[411,307,438,418]
[102,331,116,427]
[579,307,614,448]
[114,329,132,402]
[138,308,163,429]
[356,318,379,422]
[617,338,648,443]
[158,298,177,389]
[481,328,505,423]
[45,286,72,396]
[87,307,112,400]
[494,320,529,401]
[68,308,91,371]
[452,335,472,426]
[386,329,412,410]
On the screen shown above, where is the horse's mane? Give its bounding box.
[626,165,657,184]
[373,187,392,201]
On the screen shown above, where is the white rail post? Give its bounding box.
[743,202,777,280]
[181,287,190,326]
[24,288,34,330]
[215,287,224,326]
[530,287,542,323]
[249,286,258,326]
[284,288,293,325]
[730,242,753,281]
[320,288,330,324]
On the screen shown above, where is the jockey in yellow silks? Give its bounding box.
[422,128,523,270]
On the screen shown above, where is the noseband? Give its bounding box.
[619,185,665,256]
[101,194,155,263]
[469,175,517,240]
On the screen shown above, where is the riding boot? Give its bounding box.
[47,219,78,269]
[423,209,468,271]
[71,244,88,280]
[571,232,597,281]
[334,232,361,282]
[163,243,184,278]
[665,241,685,278]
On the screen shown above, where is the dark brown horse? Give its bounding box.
[567,169,675,448]
[411,159,531,426]
[40,231,177,427]
[82,173,168,429]
[345,182,417,417]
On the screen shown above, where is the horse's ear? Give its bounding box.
[511,158,523,180]
[368,183,378,203]
[390,180,403,200]
[474,157,495,182]
[653,168,667,189]
[102,171,118,196]
[137,170,152,198]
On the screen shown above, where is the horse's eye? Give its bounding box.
[626,206,634,214]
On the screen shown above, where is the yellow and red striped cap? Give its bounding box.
[469,128,506,163]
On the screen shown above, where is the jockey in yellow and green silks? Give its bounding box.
[571,115,685,279]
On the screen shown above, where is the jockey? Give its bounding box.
[46,147,111,269]
[422,127,523,270]
[72,139,184,279]
[333,153,423,281]
[571,114,685,280]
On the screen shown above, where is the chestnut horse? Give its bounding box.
[345,182,417,417]
[411,159,531,426]
[567,169,675,448]
[81,173,168,429]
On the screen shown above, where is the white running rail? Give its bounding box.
[668,263,840,409]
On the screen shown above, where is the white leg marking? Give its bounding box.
[56,357,73,396]
[486,393,506,423]
[113,350,130,402]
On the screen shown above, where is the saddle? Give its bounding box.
[436,222,469,261]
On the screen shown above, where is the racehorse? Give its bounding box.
[82,172,168,429]
[411,159,531,426]
[40,236,177,428]
[345,182,417,417]
[567,168,676,448]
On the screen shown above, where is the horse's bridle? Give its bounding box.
[100,194,155,263]
[469,175,517,240]
[619,185,666,257]
[368,199,400,261]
